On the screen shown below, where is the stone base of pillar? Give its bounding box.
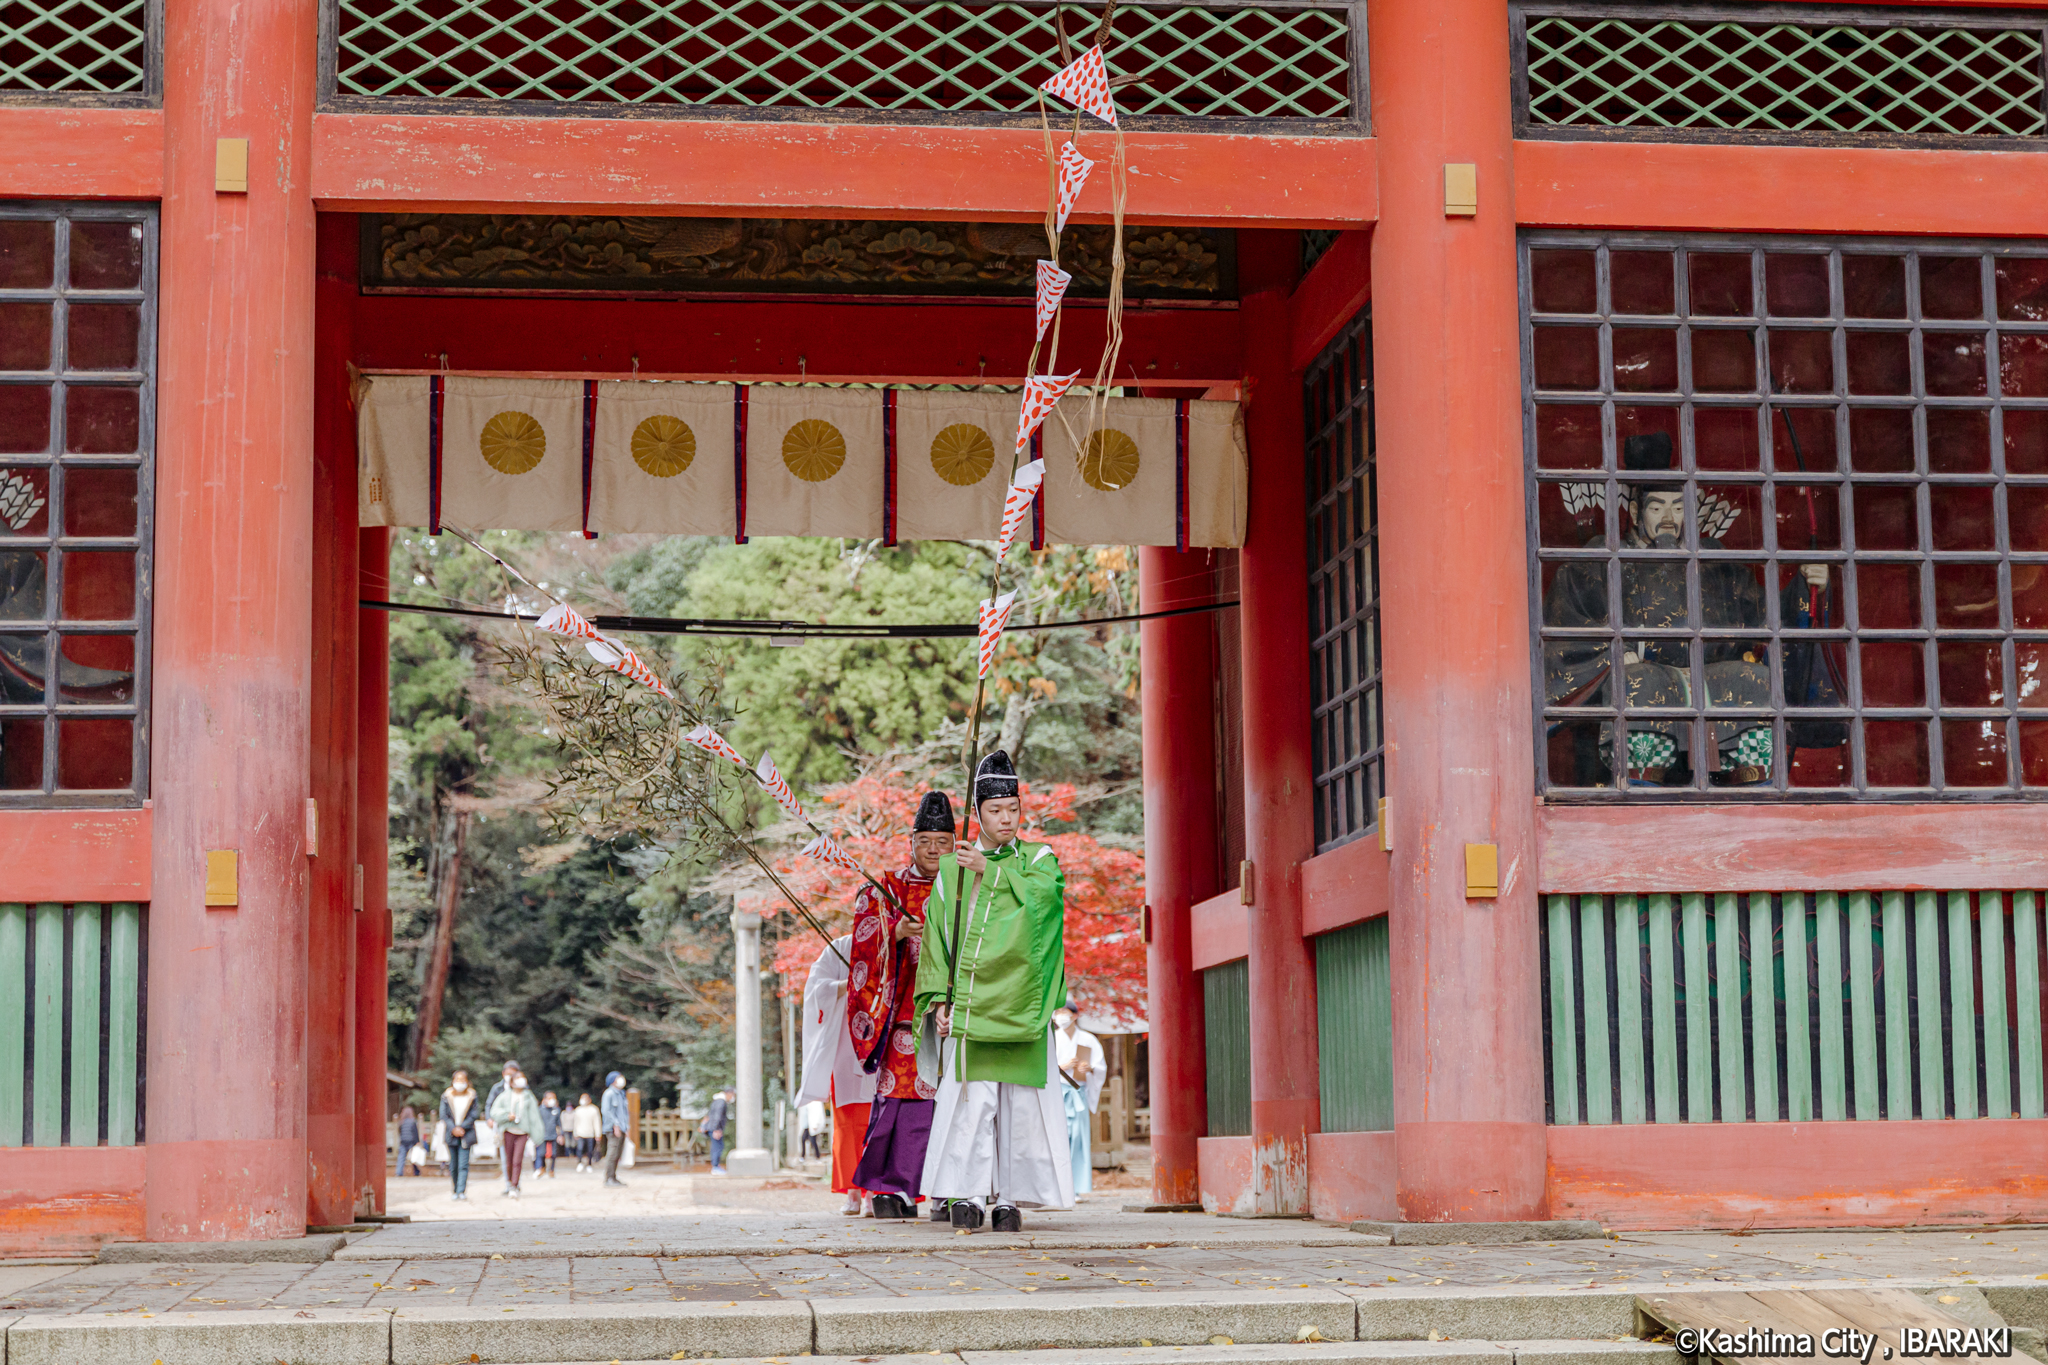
[723,1147,775,1176]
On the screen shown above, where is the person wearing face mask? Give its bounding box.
[490,1069,543,1199]
[913,751,1073,1233]
[438,1069,481,1201]
[1543,431,1841,786]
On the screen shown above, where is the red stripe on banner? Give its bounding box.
[581,379,598,539]
[882,387,898,547]
[1175,397,1190,553]
[1030,426,1045,552]
[734,384,749,545]
[428,373,444,536]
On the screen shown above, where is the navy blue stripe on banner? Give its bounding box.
[1175,398,1190,553]
[734,385,749,545]
[428,374,444,536]
[1030,426,1046,552]
[581,379,598,539]
[882,388,898,547]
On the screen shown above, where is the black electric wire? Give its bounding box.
[358,596,1238,639]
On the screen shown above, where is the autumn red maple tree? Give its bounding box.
[758,760,1144,1021]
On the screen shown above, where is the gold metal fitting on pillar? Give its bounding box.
[1444,163,1478,217]
[215,138,249,193]
[1238,859,1255,907]
[1464,843,1499,900]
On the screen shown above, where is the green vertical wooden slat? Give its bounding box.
[69,904,101,1147]
[1981,892,2010,1120]
[1948,891,1979,1120]
[1816,892,1848,1122]
[2016,892,2043,1120]
[1682,893,1712,1122]
[1314,919,1391,1132]
[1748,892,1779,1123]
[1648,894,1679,1123]
[31,903,64,1146]
[1915,891,1945,1120]
[106,902,139,1147]
[1783,893,1812,1123]
[1882,890,1912,1119]
[0,904,25,1146]
[1579,897,1612,1125]
[1615,895,1646,1124]
[1715,893,1746,1122]
[1547,895,1579,1125]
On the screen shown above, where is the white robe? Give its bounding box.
[917,1026,1074,1210]
[797,934,875,1109]
[1056,1026,1108,1113]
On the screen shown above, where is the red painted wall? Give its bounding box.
[0,1149,145,1256]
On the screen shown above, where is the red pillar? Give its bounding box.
[1235,230,1319,1216]
[146,0,319,1239]
[1140,547,1220,1207]
[307,214,361,1226]
[356,528,391,1214]
[1370,0,1548,1221]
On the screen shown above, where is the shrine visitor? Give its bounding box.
[846,791,956,1219]
[916,751,1074,1232]
[491,1070,542,1200]
[535,1090,561,1178]
[700,1088,731,1173]
[570,1091,601,1171]
[439,1069,481,1201]
[1053,1002,1106,1199]
[600,1071,631,1188]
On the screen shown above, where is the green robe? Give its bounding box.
[914,838,1066,1086]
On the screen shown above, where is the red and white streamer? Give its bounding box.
[536,602,605,643]
[754,751,808,826]
[977,591,1018,680]
[1040,45,1117,127]
[1054,141,1094,233]
[995,459,1045,562]
[584,638,675,701]
[684,723,747,767]
[802,832,864,875]
[1014,372,1078,457]
[1034,260,1072,346]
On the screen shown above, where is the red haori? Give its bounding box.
[1034,260,1072,346]
[977,591,1018,680]
[1041,45,1118,127]
[847,867,938,1101]
[1054,141,1095,232]
[684,723,746,767]
[1015,371,1079,457]
[995,459,1045,562]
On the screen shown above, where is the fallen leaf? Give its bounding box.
[1940,1296,1961,1304]
[1430,1330,1444,1342]
[1140,1342,1154,1348]
[1296,1325,1328,1342]
[1210,1336,1234,1346]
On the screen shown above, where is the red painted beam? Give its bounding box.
[1549,1119,2048,1231]
[1189,886,1248,973]
[312,113,1377,228]
[1299,834,1389,938]
[1538,803,2048,894]
[1288,229,1372,373]
[1516,139,2048,239]
[0,810,150,900]
[352,291,1243,389]
[0,107,163,200]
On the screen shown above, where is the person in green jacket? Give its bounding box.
[489,1071,544,1200]
[914,749,1073,1232]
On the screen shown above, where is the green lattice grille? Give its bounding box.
[1524,11,2047,138]
[0,0,148,92]
[334,0,1351,118]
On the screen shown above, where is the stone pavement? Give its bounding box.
[7,1190,2048,1363]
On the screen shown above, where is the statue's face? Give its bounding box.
[1636,490,1686,544]
[978,795,1022,845]
[910,830,954,877]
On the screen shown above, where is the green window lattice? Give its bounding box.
[1522,7,2047,139]
[333,0,1352,119]
[0,0,149,94]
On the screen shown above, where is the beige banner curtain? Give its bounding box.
[744,387,886,539]
[356,374,432,528]
[587,381,737,536]
[893,390,1015,542]
[439,377,586,533]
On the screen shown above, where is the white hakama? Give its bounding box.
[917,1026,1074,1211]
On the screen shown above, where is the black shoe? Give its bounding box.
[991,1205,1023,1233]
[929,1199,951,1222]
[871,1193,909,1219]
[949,1200,984,1231]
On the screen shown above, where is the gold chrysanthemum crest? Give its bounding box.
[632,414,696,477]
[1078,428,1139,492]
[929,423,995,487]
[480,410,546,475]
[782,419,847,483]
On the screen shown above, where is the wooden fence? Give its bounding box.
[0,901,145,1147]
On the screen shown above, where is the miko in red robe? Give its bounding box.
[846,790,955,1219]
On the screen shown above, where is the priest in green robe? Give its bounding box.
[913,749,1074,1232]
